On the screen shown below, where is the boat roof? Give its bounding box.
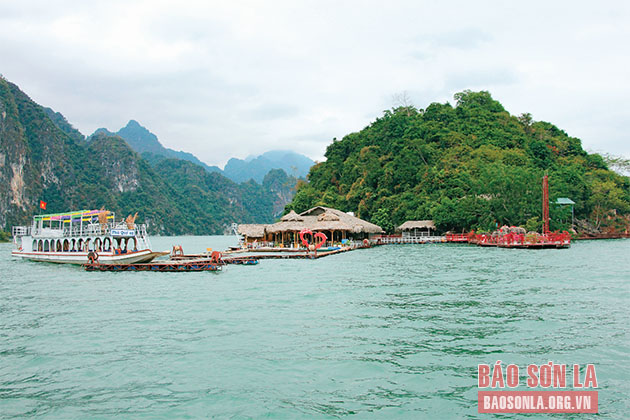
[34,209,114,222]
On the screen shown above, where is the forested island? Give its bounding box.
[286,91,630,234]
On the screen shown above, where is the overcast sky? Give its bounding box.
[1,1,628,167]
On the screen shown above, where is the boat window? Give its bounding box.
[32,239,37,251]
[43,240,50,252]
[85,238,91,252]
[77,239,83,252]
[71,239,76,252]
[38,240,43,252]
[103,237,111,252]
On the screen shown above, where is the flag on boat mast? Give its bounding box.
[39,200,47,210]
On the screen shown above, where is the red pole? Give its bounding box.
[542,174,549,235]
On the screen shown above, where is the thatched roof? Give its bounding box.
[317,212,340,221]
[305,206,383,233]
[239,207,384,236]
[237,224,267,238]
[281,210,303,222]
[264,206,383,234]
[397,220,436,231]
[265,220,305,233]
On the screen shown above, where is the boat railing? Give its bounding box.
[28,222,149,238]
[12,226,31,237]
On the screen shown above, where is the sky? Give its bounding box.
[1,0,629,167]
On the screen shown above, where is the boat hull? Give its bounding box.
[11,249,169,265]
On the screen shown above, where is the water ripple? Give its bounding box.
[1,237,629,418]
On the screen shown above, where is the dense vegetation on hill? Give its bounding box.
[43,107,86,143]
[287,91,630,233]
[0,77,297,234]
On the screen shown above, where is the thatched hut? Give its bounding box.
[397,220,436,238]
[237,206,384,247]
[237,224,268,244]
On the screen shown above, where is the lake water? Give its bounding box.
[1,236,628,419]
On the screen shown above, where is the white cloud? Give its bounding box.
[1,0,629,166]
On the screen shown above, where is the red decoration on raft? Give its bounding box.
[313,232,327,249]
[299,229,313,247]
[300,229,327,250]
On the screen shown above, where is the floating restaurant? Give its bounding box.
[237,206,384,247]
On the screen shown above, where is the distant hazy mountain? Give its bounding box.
[223,150,315,183]
[89,121,314,184]
[91,120,222,173]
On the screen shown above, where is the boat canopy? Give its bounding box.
[34,210,114,223]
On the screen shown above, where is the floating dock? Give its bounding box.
[467,233,571,249]
[222,246,356,259]
[83,258,222,272]
[170,254,259,265]
[372,235,446,244]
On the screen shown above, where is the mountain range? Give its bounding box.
[223,150,314,183]
[91,121,315,184]
[0,76,306,234]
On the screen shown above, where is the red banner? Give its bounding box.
[39,200,47,210]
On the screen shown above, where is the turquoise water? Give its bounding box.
[1,237,628,419]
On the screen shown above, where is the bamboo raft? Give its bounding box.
[170,254,259,265]
[222,246,357,260]
[83,254,260,271]
[83,259,223,272]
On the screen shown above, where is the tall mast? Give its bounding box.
[542,174,549,235]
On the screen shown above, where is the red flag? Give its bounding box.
[39,200,47,210]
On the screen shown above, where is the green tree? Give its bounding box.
[370,208,395,233]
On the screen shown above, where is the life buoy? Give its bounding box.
[363,239,369,247]
[87,251,99,264]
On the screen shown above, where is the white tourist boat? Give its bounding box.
[11,209,169,265]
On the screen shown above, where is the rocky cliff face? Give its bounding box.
[262,168,298,217]
[0,77,160,229]
[0,77,52,227]
[0,77,295,234]
[87,136,140,193]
